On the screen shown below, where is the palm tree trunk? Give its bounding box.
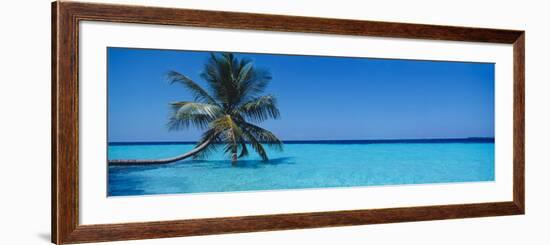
[108,138,213,166]
[231,152,238,165]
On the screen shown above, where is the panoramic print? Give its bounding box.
[107,48,495,196]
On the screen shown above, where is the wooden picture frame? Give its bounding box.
[52,1,525,244]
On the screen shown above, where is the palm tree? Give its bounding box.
[109,52,283,166]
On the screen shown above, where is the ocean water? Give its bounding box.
[108,140,494,196]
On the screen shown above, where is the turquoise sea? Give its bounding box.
[108,139,494,196]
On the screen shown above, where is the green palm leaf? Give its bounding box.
[239,95,280,122]
[167,102,221,130]
[241,121,283,151]
[166,71,218,105]
[239,126,269,161]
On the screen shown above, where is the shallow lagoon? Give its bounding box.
[108,141,494,196]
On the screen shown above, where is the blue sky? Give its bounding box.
[107,47,494,142]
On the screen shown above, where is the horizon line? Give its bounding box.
[108,137,495,145]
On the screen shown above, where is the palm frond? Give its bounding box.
[239,68,272,100]
[167,102,221,131]
[236,59,254,84]
[238,142,249,158]
[239,95,280,122]
[200,53,240,105]
[241,121,283,151]
[166,71,217,105]
[191,128,222,160]
[239,127,269,161]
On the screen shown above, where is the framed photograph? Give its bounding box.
[52,1,525,244]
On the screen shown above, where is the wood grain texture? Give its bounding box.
[51,2,58,243]
[52,1,525,244]
[513,33,526,213]
[60,1,523,43]
[53,1,80,244]
[64,202,521,244]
